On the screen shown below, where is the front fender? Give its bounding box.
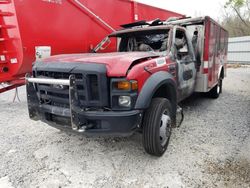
[135,71,177,110]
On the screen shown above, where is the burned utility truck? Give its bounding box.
[26,17,228,156]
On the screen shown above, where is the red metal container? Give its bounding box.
[0,0,183,85]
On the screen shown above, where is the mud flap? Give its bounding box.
[175,105,184,128]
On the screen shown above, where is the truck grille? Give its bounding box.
[30,62,108,126]
[34,70,108,109]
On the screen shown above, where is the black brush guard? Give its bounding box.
[26,62,142,136]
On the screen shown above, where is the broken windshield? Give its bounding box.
[93,29,170,53]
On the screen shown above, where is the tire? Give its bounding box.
[208,77,223,99]
[142,98,172,156]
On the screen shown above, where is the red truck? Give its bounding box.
[26,17,228,156]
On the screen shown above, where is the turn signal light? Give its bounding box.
[117,81,130,90]
[116,81,138,91]
[131,81,138,90]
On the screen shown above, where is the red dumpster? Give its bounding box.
[0,0,183,91]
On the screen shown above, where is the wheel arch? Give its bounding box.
[135,71,177,115]
[219,65,225,79]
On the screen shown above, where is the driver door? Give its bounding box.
[171,27,197,101]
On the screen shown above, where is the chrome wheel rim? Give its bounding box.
[217,83,220,94]
[159,110,171,146]
[217,79,221,94]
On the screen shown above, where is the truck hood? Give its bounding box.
[42,52,159,77]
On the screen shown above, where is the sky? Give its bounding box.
[137,0,228,20]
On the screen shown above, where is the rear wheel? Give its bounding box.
[142,98,172,156]
[208,77,223,98]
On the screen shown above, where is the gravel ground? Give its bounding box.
[0,67,249,188]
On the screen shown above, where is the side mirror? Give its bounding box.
[100,38,111,50]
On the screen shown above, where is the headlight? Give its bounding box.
[118,96,131,107]
[111,79,138,110]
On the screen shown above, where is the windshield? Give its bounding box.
[93,29,170,53]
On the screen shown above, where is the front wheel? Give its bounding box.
[142,98,173,156]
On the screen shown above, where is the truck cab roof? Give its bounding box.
[109,25,172,37]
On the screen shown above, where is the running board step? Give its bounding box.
[0,37,18,42]
[0,12,14,17]
[0,0,11,4]
[1,50,16,54]
[0,24,16,29]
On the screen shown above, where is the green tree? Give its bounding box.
[222,0,250,37]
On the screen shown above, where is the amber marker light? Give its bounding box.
[116,80,138,91]
[131,81,138,90]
